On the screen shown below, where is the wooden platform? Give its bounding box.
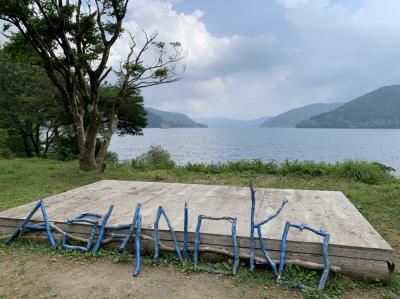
[0,180,393,279]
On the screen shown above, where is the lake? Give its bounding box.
[109,128,400,173]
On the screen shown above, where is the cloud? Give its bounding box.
[278,0,309,9]
[280,0,400,103]
[108,0,400,119]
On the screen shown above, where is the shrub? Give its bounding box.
[0,147,16,159]
[105,151,119,167]
[131,146,176,169]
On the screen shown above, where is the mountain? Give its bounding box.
[261,103,343,127]
[146,108,207,128]
[195,116,271,128]
[297,85,400,128]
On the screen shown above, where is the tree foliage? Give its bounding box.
[0,49,63,158]
[99,84,147,136]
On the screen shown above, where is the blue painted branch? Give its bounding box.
[183,202,189,259]
[132,214,142,277]
[118,203,142,252]
[257,226,278,276]
[69,212,102,221]
[231,217,239,275]
[92,205,114,254]
[289,223,328,238]
[161,208,183,262]
[68,219,99,225]
[319,234,331,290]
[193,215,203,268]
[38,202,54,248]
[24,224,47,230]
[153,207,163,263]
[254,198,288,227]
[86,222,99,251]
[5,200,42,244]
[278,221,291,279]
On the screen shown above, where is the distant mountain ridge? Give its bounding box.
[297,85,400,128]
[195,116,271,128]
[146,108,207,128]
[261,102,343,127]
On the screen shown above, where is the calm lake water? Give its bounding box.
[109,128,400,174]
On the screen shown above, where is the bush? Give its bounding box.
[105,151,119,167]
[131,146,176,169]
[0,147,16,159]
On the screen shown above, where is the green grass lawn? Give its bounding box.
[0,158,399,298]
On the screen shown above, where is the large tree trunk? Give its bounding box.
[77,125,98,171]
[79,151,97,171]
[22,134,35,158]
[95,112,118,172]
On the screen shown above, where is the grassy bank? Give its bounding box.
[0,158,399,298]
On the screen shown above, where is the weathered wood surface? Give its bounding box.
[0,180,393,279]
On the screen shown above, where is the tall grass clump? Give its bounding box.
[278,160,331,177]
[131,145,176,169]
[333,160,393,184]
[105,151,119,167]
[184,160,278,174]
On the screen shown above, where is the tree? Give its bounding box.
[0,0,184,170]
[0,50,63,158]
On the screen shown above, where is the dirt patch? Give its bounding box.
[0,251,298,299]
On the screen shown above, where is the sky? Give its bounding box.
[110,0,400,119]
[4,0,400,119]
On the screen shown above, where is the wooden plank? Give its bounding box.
[0,219,393,261]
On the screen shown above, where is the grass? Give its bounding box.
[0,157,399,298]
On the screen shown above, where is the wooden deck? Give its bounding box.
[0,180,393,279]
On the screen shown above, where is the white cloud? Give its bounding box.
[278,0,309,9]
[108,0,400,119]
[280,0,400,103]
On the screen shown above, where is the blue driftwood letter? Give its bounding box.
[61,212,102,252]
[249,184,288,276]
[278,222,331,290]
[5,199,55,247]
[153,206,184,263]
[193,215,240,275]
